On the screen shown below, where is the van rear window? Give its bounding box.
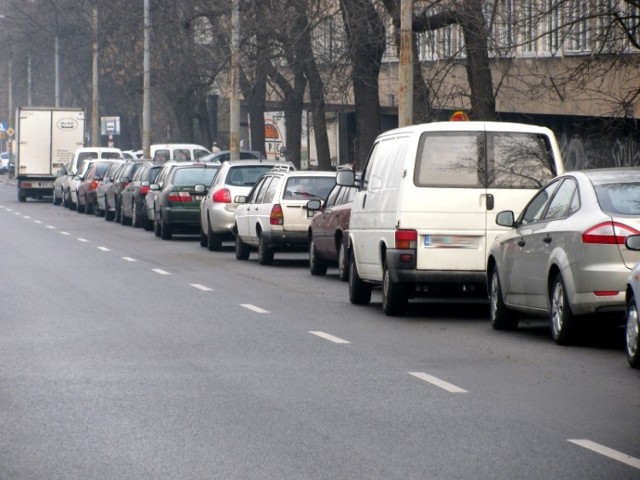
[415,131,556,189]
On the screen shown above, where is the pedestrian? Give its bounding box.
[211,142,221,154]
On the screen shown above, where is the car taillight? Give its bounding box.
[582,221,639,245]
[270,204,284,225]
[168,191,193,203]
[90,180,99,190]
[212,188,231,203]
[395,229,417,249]
[140,185,149,195]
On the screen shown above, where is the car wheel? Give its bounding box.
[85,195,93,215]
[63,190,69,208]
[489,266,519,330]
[349,252,372,305]
[309,237,328,275]
[550,273,577,345]
[199,224,208,247]
[338,241,349,282]
[258,234,274,265]
[132,202,141,228]
[77,196,85,213]
[235,232,250,260]
[93,198,102,216]
[207,222,222,251]
[381,263,408,316]
[114,199,121,223]
[626,296,640,369]
[104,198,112,221]
[160,215,172,240]
[53,188,61,205]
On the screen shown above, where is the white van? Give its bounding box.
[336,121,564,315]
[150,143,211,163]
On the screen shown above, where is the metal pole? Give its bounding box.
[142,0,151,158]
[91,6,99,147]
[55,34,60,107]
[229,0,240,161]
[398,0,413,127]
[27,54,31,106]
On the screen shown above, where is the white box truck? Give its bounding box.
[15,107,85,202]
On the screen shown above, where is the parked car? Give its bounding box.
[201,150,264,163]
[0,152,11,174]
[65,147,124,209]
[307,181,358,280]
[52,162,72,205]
[151,143,211,163]
[98,159,149,222]
[151,163,220,240]
[145,161,193,227]
[336,121,564,316]
[76,160,123,214]
[94,160,127,217]
[487,168,640,345]
[199,160,293,251]
[234,169,337,265]
[120,161,161,229]
[624,235,640,369]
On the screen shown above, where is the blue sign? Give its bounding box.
[0,122,6,133]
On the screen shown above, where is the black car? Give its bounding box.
[120,161,161,229]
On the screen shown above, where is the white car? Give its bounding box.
[65,147,124,208]
[624,234,640,369]
[234,169,337,265]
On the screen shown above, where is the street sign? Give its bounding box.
[0,122,6,133]
[7,127,15,136]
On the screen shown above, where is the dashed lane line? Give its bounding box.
[408,372,468,393]
[568,439,640,470]
[122,257,137,262]
[309,331,351,344]
[97,246,111,252]
[77,238,89,243]
[190,283,213,292]
[152,268,171,275]
[241,304,269,314]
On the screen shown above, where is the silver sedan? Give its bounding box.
[487,168,640,345]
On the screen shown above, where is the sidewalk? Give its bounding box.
[0,174,16,186]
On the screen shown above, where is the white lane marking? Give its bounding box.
[568,439,640,470]
[77,237,89,242]
[46,225,56,229]
[23,215,31,219]
[241,304,269,314]
[15,212,21,215]
[190,283,213,292]
[309,331,351,344]
[122,257,137,262]
[152,268,170,275]
[408,372,468,393]
[97,246,111,252]
[34,219,42,223]
[60,231,70,236]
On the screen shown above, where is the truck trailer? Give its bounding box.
[15,107,85,202]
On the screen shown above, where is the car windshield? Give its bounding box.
[283,176,335,199]
[102,152,122,159]
[227,166,274,186]
[595,182,640,215]
[172,167,219,186]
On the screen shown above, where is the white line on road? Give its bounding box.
[60,231,70,236]
[97,246,111,252]
[408,372,468,393]
[241,304,269,314]
[568,439,640,470]
[23,215,31,219]
[46,225,55,229]
[121,257,137,262]
[309,331,351,344]
[77,237,89,242]
[34,219,42,223]
[190,283,213,291]
[152,268,170,275]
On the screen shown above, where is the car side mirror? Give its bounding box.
[194,184,207,193]
[626,234,640,251]
[235,195,247,204]
[495,210,516,227]
[336,169,355,187]
[150,184,160,191]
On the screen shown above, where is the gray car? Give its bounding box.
[487,168,640,345]
[199,160,292,250]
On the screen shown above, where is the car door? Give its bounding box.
[505,179,562,307]
[250,176,281,242]
[235,176,269,243]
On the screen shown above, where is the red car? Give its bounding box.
[76,160,123,214]
[307,182,358,280]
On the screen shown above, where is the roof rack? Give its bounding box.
[270,163,294,173]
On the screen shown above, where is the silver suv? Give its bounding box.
[199,160,292,251]
[234,169,337,265]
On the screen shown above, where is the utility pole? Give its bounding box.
[398,0,413,127]
[229,0,240,161]
[142,0,151,158]
[91,5,99,146]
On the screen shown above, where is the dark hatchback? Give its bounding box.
[120,162,162,229]
[76,160,122,214]
[153,163,220,240]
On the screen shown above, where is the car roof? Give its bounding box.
[572,168,640,184]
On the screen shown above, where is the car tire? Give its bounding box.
[104,198,113,221]
[114,199,121,223]
[207,222,222,251]
[85,195,93,215]
[258,234,274,265]
[121,203,131,226]
[53,189,61,205]
[199,225,208,247]
[94,198,102,217]
[63,190,69,208]
[154,213,161,237]
[309,237,328,276]
[349,253,372,305]
[489,266,519,330]
[626,296,640,369]
[77,196,85,213]
[160,215,172,240]
[235,233,250,260]
[381,263,408,316]
[550,273,577,345]
[338,241,349,282]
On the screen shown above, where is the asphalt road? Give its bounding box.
[0,178,638,480]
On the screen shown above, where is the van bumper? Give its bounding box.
[386,249,486,285]
[261,231,309,251]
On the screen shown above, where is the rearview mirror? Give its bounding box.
[495,210,515,227]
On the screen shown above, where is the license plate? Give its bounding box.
[423,234,477,248]
[192,195,204,201]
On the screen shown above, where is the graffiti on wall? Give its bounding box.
[559,133,640,171]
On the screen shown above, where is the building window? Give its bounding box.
[566,0,590,52]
